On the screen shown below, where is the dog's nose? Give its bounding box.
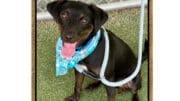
[65,35,73,40]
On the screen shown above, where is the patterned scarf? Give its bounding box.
[56,30,101,76]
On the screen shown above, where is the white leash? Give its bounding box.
[75,0,145,87]
[100,0,145,87]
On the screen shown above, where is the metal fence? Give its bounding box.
[37,0,147,20]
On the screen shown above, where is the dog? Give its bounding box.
[47,0,148,101]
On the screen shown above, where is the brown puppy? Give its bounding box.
[47,0,148,101]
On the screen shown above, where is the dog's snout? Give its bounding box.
[65,35,73,40]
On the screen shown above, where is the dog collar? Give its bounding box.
[56,30,101,76]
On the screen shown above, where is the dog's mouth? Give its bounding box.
[61,42,77,58]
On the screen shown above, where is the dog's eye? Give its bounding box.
[60,11,68,19]
[80,16,88,24]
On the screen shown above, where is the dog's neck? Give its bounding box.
[81,28,103,47]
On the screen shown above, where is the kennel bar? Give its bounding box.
[37,0,147,20]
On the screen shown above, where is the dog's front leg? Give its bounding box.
[74,70,84,100]
[65,70,84,101]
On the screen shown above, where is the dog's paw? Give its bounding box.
[64,95,79,101]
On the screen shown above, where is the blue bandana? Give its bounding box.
[56,30,101,76]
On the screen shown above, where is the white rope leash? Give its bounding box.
[99,0,145,87]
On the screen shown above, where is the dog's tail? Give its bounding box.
[142,39,149,62]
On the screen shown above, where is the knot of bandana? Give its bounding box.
[56,30,101,76]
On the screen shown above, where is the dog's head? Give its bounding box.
[47,0,108,57]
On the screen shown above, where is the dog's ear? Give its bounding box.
[89,5,108,32]
[47,0,67,21]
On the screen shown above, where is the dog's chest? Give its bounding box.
[81,37,105,76]
[82,55,103,76]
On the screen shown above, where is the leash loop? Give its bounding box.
[100,0,145,87]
